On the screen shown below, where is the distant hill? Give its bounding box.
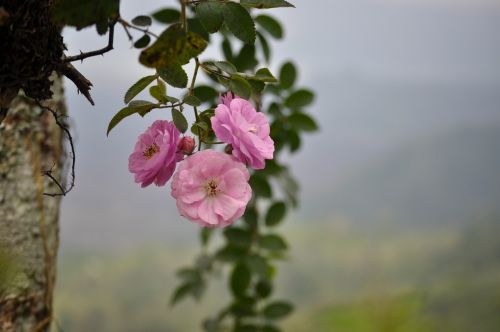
[309,122,500,225]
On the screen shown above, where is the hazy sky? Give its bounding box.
[60,0,500,250]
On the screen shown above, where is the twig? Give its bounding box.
[120,22,134,41]
[36,102,76,197]
[57,62,94,105]
[64,20,117,63]
[42,164,65,194]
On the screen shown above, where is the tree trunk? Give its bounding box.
[0,74,66,332]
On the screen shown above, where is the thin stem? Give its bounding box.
[188,57,203,150]
[158,102,184,109]
[189,58,200,94]
[199,63,230,80]
[118,18,159,38]
[180,0,188,33]
[195,107,202,151]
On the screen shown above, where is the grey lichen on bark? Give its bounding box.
[0,74,67,332]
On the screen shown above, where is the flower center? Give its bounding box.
[143,143,160,160]
[205,179,220,197]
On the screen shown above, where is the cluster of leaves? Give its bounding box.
[58,0,317,331]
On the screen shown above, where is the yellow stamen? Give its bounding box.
[143,143,160,160]
[206,179,220,197]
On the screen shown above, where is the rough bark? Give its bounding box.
[0,75,66,332]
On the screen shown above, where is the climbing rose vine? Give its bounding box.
[50,0,320,329]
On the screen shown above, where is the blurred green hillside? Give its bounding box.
[53,217,500,332]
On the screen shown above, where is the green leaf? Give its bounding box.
[262,301,294,319]
[223,2,256,44]
[288,112,318,132]
[258,234,288,251]
[199,108,216,121]
[128,100,158,116]
[222,38,234,62]
[287,129,301,152]
[157,79,167,95]
[262,159,284,176]
[134,34,151,48]
[193,86,218,103]
[284,89,314,108]
[107,101,158,136]
[255,279,272,298]
[248,79,266,95]
[234,44,258,72]
[230,76,252,100]
[246,255,270,278]
[192,121,209,136]
[170,283,192,305]
[243,206,259,227]
[149,85,167,103]
[231,297,257,317]
[241,0,295,9]
[214,61,237,75]
[159,64,188,88]
[267,102,282,117]
[265,202,287,227]
[124,75,157,104]
[188,18,210,41]
[132,15,152,26]
[172,109,188,133]
[257,31,271,63]
[249,175,272,198]
[139,23,207,69]
[230,263,251,298]
[53,0,119,30]
[166,95,180,103]
[105,108,134,135]
[254,68,277,83]
[95,20,109,35]
[215,245,247,262]
[152,8,180,24]
[177,268,201,283]
[224,228,252,248]
[279,61,296,89]
[183,95,202,107]
[196,1,224,33]
[254,15,283,39]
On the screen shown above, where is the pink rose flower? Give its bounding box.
[211,97,274,169]
[171,150,252,227]
[128,120,182,187]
